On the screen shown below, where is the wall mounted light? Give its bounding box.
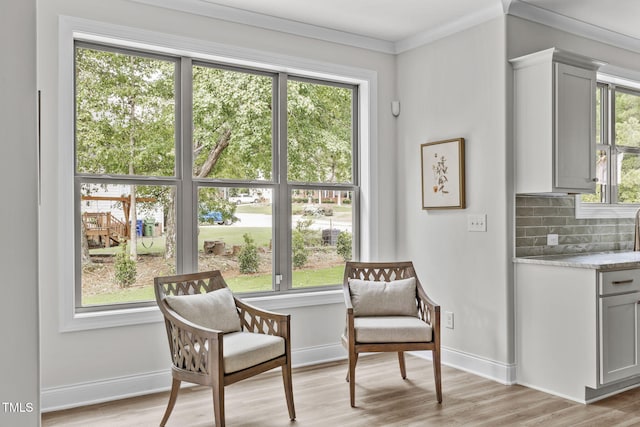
[391,101,400,117]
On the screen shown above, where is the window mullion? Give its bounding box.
[609,85,619,204]
[276,72,289,291]
[179,57,195,273]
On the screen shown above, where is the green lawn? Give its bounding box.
[82,264,344,306]
[198,226,273,248]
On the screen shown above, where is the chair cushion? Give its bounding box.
[353,316,432,343]
[348,277,418,317]
[165,287,242,333]
[223,332,285,374]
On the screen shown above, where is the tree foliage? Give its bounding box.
[76,46,355,265]
[615,91,640,203]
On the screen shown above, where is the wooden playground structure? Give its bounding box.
[81,194,156,248]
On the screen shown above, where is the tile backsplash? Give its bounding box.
[515,195,635,257]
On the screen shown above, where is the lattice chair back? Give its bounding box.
[344,261,417,282]
[155,270,227,301]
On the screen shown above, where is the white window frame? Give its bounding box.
[58,16,378,331]
[576,67,640,219]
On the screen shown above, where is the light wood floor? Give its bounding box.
[42,353,640,426]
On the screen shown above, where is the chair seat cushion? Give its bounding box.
[223,332,285,374]
[353,316,432,343]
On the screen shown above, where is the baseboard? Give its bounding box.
[291,343,347,367]
[41,343,348,412]
[41,369,173,412]
[42,344,515,412]
[410,346,517,385]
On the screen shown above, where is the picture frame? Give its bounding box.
[421,138,465,209]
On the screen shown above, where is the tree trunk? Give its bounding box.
[165,187,176,261]
[128,92,137,260]
[197,127,232,178]
[129,185,137,260]
[80,218,91,265]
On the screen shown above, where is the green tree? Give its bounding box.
[76,47,175,260]
[76,47,355,269]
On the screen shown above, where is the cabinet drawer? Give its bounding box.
[600,270,640,295]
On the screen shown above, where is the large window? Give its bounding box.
[581,80,640,206]
[75,42,358,311]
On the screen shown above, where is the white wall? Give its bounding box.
[37,0,397,410]
[0,1,40,426]
[396,17,513,376]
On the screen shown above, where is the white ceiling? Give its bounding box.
[133,0,640,53]
[200,0,501,42]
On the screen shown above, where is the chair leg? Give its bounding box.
[160,378,181,427]
[433,349,442,403]
[212,382,225,427]
[345,352,358,382]
[282,362,296,420]
[398,351,407,379]
[348,352,358,407]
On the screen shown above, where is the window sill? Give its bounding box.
[575,197,640,219]
[61,289,344,332]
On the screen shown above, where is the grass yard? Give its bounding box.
[83,205,351,307]
[82,264,344,306]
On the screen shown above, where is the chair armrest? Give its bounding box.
[234,298,290,339]
[342,281,354,312]
[416,285,440,330]
[159,301,223,375]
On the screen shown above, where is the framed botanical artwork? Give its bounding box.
[421,138,465,209]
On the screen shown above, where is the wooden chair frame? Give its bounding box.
[154,271,295,427]
[341,261,442,406]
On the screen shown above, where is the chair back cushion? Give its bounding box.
[348,277,418,317]
[165,287,242,333]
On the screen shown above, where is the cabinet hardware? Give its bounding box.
[592,178,598,182]
[612,279,634,285]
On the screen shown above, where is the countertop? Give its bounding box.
[514,251,640,270]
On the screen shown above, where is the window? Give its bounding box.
[74,42,359,311]
[580,78,640,211]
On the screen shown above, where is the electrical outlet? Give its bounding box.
[467,214,487,232]
[547,233,559,246]
[445,311,454,329]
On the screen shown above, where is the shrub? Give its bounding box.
[114,242,137,287]
[238,233,259,274]
[336,231,352,261]
[292,230,308,268]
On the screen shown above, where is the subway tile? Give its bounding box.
[516,217,543,227]
[541,217,567,226]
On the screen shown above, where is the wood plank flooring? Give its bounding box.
[42,353,640,426]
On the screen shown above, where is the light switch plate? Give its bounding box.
[467,214,487,232]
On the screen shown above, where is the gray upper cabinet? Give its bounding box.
[511,48,604,194]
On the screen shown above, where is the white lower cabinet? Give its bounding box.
[599,271,640,384]
[516,263,640,402]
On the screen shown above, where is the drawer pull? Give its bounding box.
[612,279,634,285]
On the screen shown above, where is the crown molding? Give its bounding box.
[506,0,640,55]
[128,0,640,56]
[394,2,504,53]
[129,0,505,54]
[128,0,396,53]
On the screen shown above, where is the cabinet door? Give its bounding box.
[600,292,640,384]
[554,62,596,191]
